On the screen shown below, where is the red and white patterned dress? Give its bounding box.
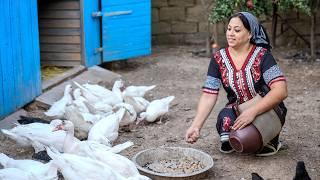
[203,45,286,105]
[203,45,287,141]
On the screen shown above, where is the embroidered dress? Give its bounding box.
[203,46,287,142]
[203,45,286,105]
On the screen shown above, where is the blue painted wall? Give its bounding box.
[101,0,151,61]
[0,0,41,119]
[82,0,102,67]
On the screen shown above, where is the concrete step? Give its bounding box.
[0,109,27,129]
[36,65,121,107]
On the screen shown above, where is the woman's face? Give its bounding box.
[226,17,252,48]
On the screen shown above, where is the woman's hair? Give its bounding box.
[228,13,251,33]
[228,12,271,50]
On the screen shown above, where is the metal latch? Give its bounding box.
[92,10,133,18]
[95,47,103,54]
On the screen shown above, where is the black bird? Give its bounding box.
[17,116,50,124]
[32,150,52,163]
[252,172,264,180]
[251,161,311,180]
[293,161,311,180]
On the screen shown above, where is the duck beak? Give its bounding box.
[52,124,64,132]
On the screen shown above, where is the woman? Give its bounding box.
[185,12,288,156]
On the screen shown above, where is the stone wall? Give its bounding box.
[152,0,217,45]
[152,0,320,47]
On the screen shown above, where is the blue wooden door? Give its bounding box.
[0,0,41,119]
[101,0,151,62]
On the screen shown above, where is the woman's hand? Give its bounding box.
[185,126,200,144]
[232,108,257,130]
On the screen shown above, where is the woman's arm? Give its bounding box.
[232,80,288,130]
[185,93,218,143]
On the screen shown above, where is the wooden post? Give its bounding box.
[271,1,278,48]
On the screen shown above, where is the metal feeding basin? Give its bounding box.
[132,147,214,180]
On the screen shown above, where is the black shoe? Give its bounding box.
[219,141,235,153]
[256,141,282,157]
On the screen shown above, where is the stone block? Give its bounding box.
[152,34,185,44]
[217,21,226,35]
[152,8,159,22]
[152,0,168,8]
[172,22,198,33]
[186,5,207,22]
[152,22,171,35]
[159,7,185,21]
[184,32,207,44]
[198,22,212,33]
[195,0,214,6]
[168,0,195,7]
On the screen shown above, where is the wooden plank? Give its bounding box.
[40,36,81,44]
[0,48,5,118]
[104,48,151,62]
[0,1,6,117]
[101,0,148,6]
[40,28,81,36]
[39,10,80,19]
[80,0,85,66]
[41,60,81,67]
[42,65,86,91]
[44,1,80,10]
[41,53,81,61]
[0,109,27,128]
[101,0,151,62]
[36,66,121,106]
[39,19,80,28]
[103,15,150,28]
[41,44,81,53]
[82,0,101,67]
[0,0,41,119]
[30,0,42,100]
[102,1,150,19]
[4,0,18,115]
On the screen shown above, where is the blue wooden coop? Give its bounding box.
[0,0,151,119]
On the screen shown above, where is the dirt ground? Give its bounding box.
[0,45,319,179]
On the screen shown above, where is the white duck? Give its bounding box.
[88,108,126,145]
[46,147,127,180]
[53,121,148,180]
[0,168,37,180]
[64,104,94,140]
[1,120,66,152]
[72,88,90,113]
[0,153,58,180]
[73,81,100,105]
[83,100,113,115]
[138,96,175,123]
[75,81,122,106]
[123,96,150,114]
[112,79,125,101]
[53,120,134,154]
[122,84,156,97]
[88,148,150,180]
[113,103,137,126]
[44,84,73,117]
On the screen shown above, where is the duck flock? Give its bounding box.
[0,80,175,180]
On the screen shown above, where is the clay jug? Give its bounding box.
[229,94,282,153]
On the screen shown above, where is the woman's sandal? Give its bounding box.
[256,141,282,157]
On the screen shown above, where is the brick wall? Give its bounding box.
[152,0,216,45]
[152,0,320,47]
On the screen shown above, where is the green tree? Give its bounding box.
[209,0,311,24]
[209,0,317,60]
